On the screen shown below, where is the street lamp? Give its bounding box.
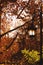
[28,22,37,37]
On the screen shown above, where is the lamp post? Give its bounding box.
[39,0,42,65]
[28,0,42,64]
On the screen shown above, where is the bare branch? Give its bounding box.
[17,0,30,18]
[6,33,18,50]
[0,21,29,38]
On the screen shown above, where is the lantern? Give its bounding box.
[28,23,36,37]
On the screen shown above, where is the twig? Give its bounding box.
[6,33,18,50]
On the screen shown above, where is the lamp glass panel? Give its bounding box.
[29,30,33,35]
[29,30,35,36]
[33,30,35,35]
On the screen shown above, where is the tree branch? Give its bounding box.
[0,21,29,38]
[0,0,30,38]
[6,33,18,50]
[17,0,30,18]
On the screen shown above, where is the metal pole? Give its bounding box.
[40,0,42,65]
